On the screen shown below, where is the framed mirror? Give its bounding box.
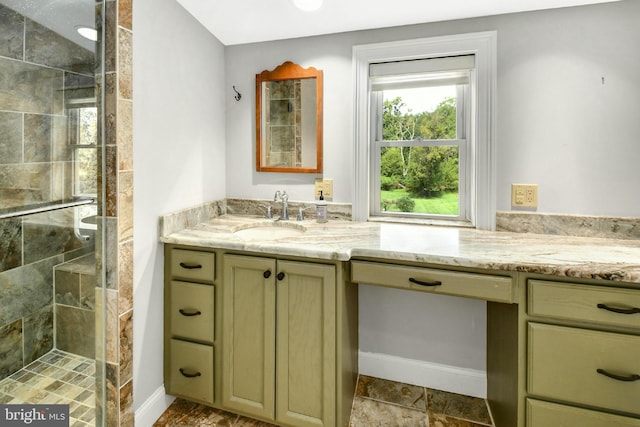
[256,61,323,173]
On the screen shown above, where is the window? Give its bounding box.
[370,56,472,222]
[67,99,98,198]
[353,32,497,229]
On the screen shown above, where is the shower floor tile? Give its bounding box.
[0,349,96,427]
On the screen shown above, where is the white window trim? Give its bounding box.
[352,31,497,230]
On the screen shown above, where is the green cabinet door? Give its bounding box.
[222,254,276,420]
[276,260,336,427]
[222,254,337,427]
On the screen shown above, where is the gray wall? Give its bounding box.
[225,0,640,217]
[223,0,640,386]
[132,0,227,416]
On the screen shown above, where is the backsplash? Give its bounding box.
[159,198,352,238]
[158,199,227,237]
[226,198,352,221]
[159,199,640,241]
[496,211,640,240]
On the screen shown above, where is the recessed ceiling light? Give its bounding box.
[76,26,98,42]
[290,0,323,12]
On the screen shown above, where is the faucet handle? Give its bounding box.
[296,206,310,221]
[260,204,272,219]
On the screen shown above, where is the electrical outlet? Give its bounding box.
[314,179,333,199]
[511,184,538,208]
[322,179,333,200]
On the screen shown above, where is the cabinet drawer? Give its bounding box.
[527,399,640,427]
[528,323,640,415]
[170,249,215,283]
[168,339,214,404]
[351,261,513,303]
[170,281,214,343]
[529,280,640,329]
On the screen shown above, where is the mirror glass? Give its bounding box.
[256,61,323,173]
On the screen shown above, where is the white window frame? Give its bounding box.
[67,98,98,198]
[352,32,497,230]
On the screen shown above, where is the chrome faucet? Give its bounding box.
[273,190,289,220]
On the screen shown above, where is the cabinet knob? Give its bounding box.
[263,270,272,279]
[277,272,285,281]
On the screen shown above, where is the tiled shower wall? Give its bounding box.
[0,3,95,211]
[265,80,303,167]
[0,4,95,381]
[55,253,97,359]
[99,0,134,426]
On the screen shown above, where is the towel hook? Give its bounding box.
[232,86,242,101]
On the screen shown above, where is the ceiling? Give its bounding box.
[175,0,620,46]
[0,0,621,51]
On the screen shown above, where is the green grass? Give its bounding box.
[380,189,458,215]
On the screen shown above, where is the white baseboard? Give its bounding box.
[135,386,175,427]
[358,351,487,398]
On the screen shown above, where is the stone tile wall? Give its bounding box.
[0,1,96,383]
[54,254,97,359]
[97,0,134,426]
[0,3,95,212]
[264,80,303,167]
[0,209,93,380]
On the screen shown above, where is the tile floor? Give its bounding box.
[154,375,494,427]
[0,349,96,427]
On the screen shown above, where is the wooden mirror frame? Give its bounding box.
[256,61,323,173]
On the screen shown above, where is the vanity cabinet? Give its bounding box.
[164,246,358,426]
[164,247,218,405]
[222,254,337,427]
[525,279,640,427]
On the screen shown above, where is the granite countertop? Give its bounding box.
[160,215,640,284]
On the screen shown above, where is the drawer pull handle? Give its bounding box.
[596,303,640,315]
[179,262,202,270]
[277,272,285,281]
[263,270,272,279]
[179,309,202,317]
[409,277,442,287]
[596,369,640,382]
[179,368,202,378]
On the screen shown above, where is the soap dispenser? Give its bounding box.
[316,191,327,223]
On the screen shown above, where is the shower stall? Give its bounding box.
[0,0,106,425]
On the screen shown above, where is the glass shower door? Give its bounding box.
[0,0,105,425]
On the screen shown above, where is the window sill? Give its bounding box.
[368,215,474,229]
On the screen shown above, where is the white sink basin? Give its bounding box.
[233,223,306,240]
